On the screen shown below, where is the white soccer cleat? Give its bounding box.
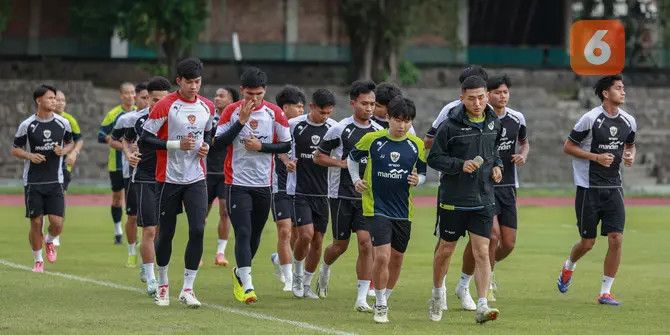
[475,305,499,324]
[303,286,320,299]
[292,274,304,298]
[146,279,158,297]
[282,279,293,292]
[455,285,477,311]
[139,266,147,283]
[440,292,448,311]
[355,300,373,313]
[270,253,285,283]
[428,297,443,322]
[316,269,329,298]
[373,305,389,323]
[178,289,202,308]
[154,285,169,306]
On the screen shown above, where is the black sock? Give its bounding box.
[111,206,122,224]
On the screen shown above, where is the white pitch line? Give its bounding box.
[0,259,356,335]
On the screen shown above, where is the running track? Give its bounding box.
[0,194,668,207]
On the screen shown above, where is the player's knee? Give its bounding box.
[580,238,596,251]
[436,241,455,258]
[299,229,313,242]
[375,251,391,266]
[189,224,206,240]
[608,233,623,248]
[501,238,515,252]
[143,228,156,240]
[357,238,372,255]
[331,241,349,255]
[277,225,291,242]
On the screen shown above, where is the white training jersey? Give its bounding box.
[113,110,144,178]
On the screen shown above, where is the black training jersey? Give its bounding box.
[13,114,73,186]
[318,116,383,200]
[371,116,389,129]
[496,107,528,188]
[206,111,226,175]
[568,106,637,188]
[286,114,338,196]
[124,108,155,183]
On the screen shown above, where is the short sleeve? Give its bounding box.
[13,120,29,148]
[318,123,342,154]
[143,100,169,136]
[568,113,594,144]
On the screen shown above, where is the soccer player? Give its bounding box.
[427,76,503,324]
[213,67,291,304]
[98,82,136,244]
[289,88,337,299]
[313,80,382,312]
[135,82,150,111]
[208,87,239,267]
[270,85,306,292]
[54,90,83,193]
[372,82,416,136]
[348,96,426,323]
[141,58,215,308]
[557,74,636,306]
[12,85,73,272]
[124,76,172,296]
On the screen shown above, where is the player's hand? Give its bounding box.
[339,159,348,169]
[354,179,368,193]
[65,151,78,166]
[623,150,635,167]
[492,166,502,183]
[198,143,209,158]
[53,144,66,156]
[128,151,141,167]
[238,99,255,125]
[285,160,297,172]
[511,153,526,166]
[180,136,196,150]
[243,136,262,151]
[29,153,46,164]
[462,160,481,174]
[595,153,614,167]
[104,135,112,144]
[408,171,420,186]
[130,142,139,153]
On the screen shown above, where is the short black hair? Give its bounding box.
[147,76,172,93]
[459,65,488,83]
[176,57,203,80]
[461,75,487,92]
[33,84,57,103]
[223,86,240,102]
[387,95,416,121]
[374,82,402,106]
[349,80,376,100]
[275,85,306,108]
[594,74,624,101]
[135,82,148,93]
[487,74,512,91]
[240,67,268,88]
[312,88,336,108]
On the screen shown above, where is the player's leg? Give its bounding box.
[215,196,231,265]
[270,192,293,289]
[385,219,411,301]
[559,187,598,293]
[42,183,65,264]
[598,188,625,305]
[468,208,499,324]
[124,180,138,267]
[495,187,518,262]
[303,197,328,299]
[178,180,207,308]
[26,185,44,271]
[317,198,351,298]
[353,201,373,312]
[371,226,391,324]
[137,183,159,293]
[228,185,257,304]
[429,208,464,321]
[154,183,181,306]
[292,196,315,298]
[110,171,125,244]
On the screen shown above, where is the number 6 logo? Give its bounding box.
[570,20,625,75]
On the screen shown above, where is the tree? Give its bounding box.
[0,0,13,38]
[70,0,208,79]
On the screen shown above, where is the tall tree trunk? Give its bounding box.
[387,46,398,83]
[163,39,180,81]
[361,34,375,81]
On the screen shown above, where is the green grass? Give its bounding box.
[0,204,668,334]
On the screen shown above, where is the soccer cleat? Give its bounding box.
[428,297,443,322]
[282,279,292,292]
[598,293,621,306]
[486,287,496,302]
[32,261,44,273]
[303,286,319,299]
[292,274,304,298]
[373,305,389,323]
[179,289,202,308]
[440,291,448,311]
[126,254,137,268]
[53,235,61,247]
[455,286,477,311]
[139,266,147,283]
[270,253,285,283]
[355,301,373,313]
[146,279,158,297]
[243,289,257,304]
[114,234,122,245]
[475,305,500,324]
[368,281,375,297]
[154,285,169,306]
[45,242,57,263]
[214,253,229,267]
[232,268,246,302]
[316,269,329,298]
[557,267,574,293]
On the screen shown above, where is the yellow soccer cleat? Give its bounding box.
[232,267,246,302]
[126,254,137,268]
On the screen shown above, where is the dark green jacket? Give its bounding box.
[427,104,503,210]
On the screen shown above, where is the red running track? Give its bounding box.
[0,194,668,207]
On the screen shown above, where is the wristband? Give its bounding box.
[167,140,181,150]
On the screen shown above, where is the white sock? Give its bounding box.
[375,288,387,306]
[458,272,472,290]
[384,288,393,300]
[441,275,446,290]
[304,271,314,287]
[158,265,169,286]
[320,262,331,276]
[564,258,577,271]
[45,234,56,244]
[600,275,615,295]
[127,242,136,256]
[114,222,123,235]
[294,259,305,277]
[281,263,292,282]
[217,239,227,254]
[357,280,371,302]
[183,269,198,291]
[236,266,254,291]
[432,286,445,299]
[143,263,155,281]
[477,297,488,309]
[33,249,43,262]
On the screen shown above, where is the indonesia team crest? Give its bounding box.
[610,126,618,137]
[249,119,258,130]
[187,114,196,124]
[390,151,400,163]
[501,127,507,137]
[311,135,320,145]
[43,129,51,139]
[488,121,495,130]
